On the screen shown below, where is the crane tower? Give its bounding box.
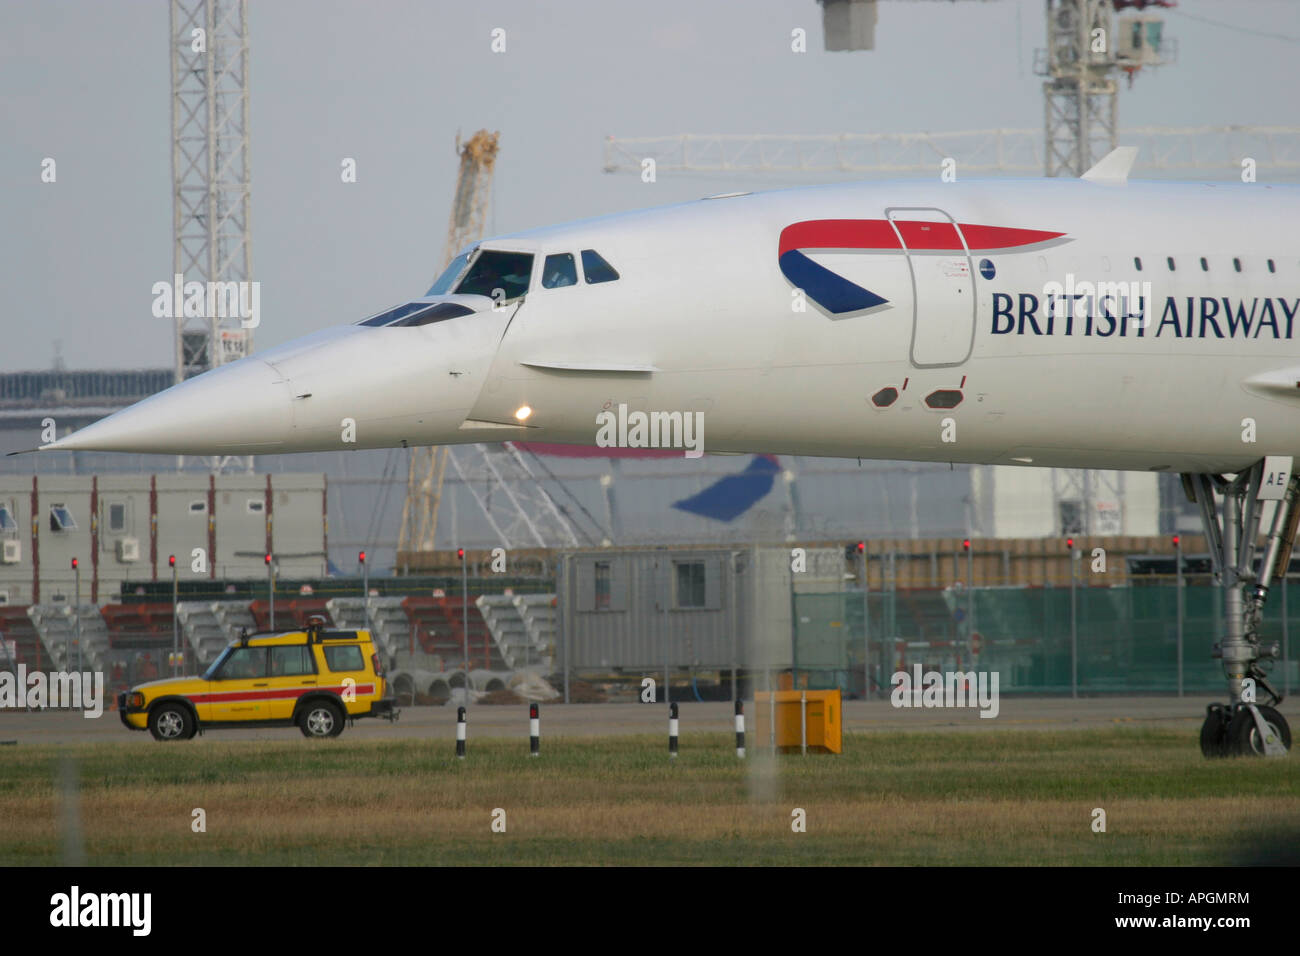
[169,0,253,382]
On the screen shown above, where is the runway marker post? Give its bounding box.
[735,699,745,758]
[529,702,540,757]
[456,706,466,759]
[669,702,679,758]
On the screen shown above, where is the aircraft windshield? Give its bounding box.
[426,251,472,296]
[454,250,534,301]
[356,301,475,327]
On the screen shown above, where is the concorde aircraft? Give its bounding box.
[37,148,1300,758]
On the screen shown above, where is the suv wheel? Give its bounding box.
[300,700,345,739]
[149,702,194,741]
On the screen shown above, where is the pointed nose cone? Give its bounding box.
[43,358,293,455]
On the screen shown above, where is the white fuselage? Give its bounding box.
[47,176,1300,475]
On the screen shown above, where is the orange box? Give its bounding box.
[752,689,842,754]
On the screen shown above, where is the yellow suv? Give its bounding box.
[118,621,398,740]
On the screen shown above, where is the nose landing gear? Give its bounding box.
[1186,464,1293,758]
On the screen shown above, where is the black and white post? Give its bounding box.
[456,705,466,759]
[735,699,745,758]
[668,702,679,759]
[529,702,540,757]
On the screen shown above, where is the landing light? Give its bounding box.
[514,405,533,421]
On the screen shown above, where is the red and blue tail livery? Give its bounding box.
[778,218,1067,314]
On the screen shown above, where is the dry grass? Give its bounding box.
[2,728,1297,865]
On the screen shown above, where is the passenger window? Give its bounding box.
[1134,257,1142,271]
[454,250,534,301]
[542,253,578,289]
[1167,257,1176,271]
[270,645,314,677]
[217,647,268,680]
[323,644,364,673]
[1233,258,1242,273]
[581,249,620,284]
[1200,257,1208,271]
[1268,259,1276,273]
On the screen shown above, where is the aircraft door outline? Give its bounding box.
[886,207,977,368]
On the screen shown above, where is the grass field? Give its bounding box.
[3,728,1298,865]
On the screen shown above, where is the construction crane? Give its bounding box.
[169,0,254,474]
[1038,0,1177,176]
[398,130,500,563]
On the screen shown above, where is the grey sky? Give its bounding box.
[3,0,1298,372]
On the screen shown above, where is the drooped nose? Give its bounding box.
[42,356,294,455]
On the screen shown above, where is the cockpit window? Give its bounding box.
[454,250,534,301]
[427,251,472,296]
[581,249,620,284]
[357,302,431,327]
[356,302,476,328]
[542,253,577,289]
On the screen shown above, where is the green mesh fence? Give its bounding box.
[793,582,1300,696]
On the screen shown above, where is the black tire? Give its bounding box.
[149,702,195,742]
[1200,704,1230,758]
[299,699,345,739]
[1226,705,1291,757]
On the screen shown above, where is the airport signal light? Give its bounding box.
[1066,537,1074,551]
[169,554,179,675]
[264,553,272,565]
[70,557,78,570]
[1172,535,1180,548]
[360,549,370,634]
[962,538,970,552]
[457,548,469,681]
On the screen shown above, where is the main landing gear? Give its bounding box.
[1185,464,1293,758]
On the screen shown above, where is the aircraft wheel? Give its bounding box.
[1226,705,1291,757]
[1199,704,1230,758]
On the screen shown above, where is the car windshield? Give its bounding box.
[454,250,534,301]
[202,646,233,680]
